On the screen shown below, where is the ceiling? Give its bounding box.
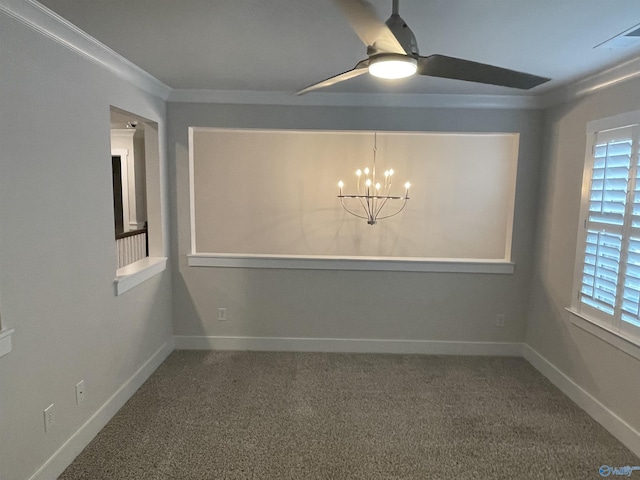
[37,0,640,96]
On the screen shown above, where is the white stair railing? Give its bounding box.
[116,228,148,269]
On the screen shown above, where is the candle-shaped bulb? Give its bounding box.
[405,182,411,189]
[356,169,362,176]
[338,181,344,188]
[364,167,370,175]
[375,183,381,190]
[389,169,394,176]
[384,170,389,177]
[365,179,372,187]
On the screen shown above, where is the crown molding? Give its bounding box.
[4,0,640,111]
[168,89,543,109]
[539,55,640,108]
[0,0,171,100]
[166,54,640,109]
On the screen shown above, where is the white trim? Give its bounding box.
[174,335,523,356]
[188,128,518,269]
[140,121,167,259]
[115,256,167,295]
[188,128,197,254]
[109,130,137,140]
[0,0,171,100]
[503,134,520,261]
[28,338,175,480]
[111,131,141,232]
[571,132,597,313]
[0,328,15,358]
[587,110,640,135]
[111,147,130,232]
[566,308,640,362]
[522,344,640,459]
[539,55,640,108]
[168,89,542,109]
[187,253,515,274]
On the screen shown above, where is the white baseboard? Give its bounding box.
[174,335,523,356]
[29,338,175,480]
[23,336,640,480]
[523,344,640,459]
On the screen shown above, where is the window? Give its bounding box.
[572,120,640,347]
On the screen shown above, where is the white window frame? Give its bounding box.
[569,110,640,359]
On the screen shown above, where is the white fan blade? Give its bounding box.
[335,0,405,54]
[296,60,369,95]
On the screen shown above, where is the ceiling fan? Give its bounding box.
[297,0,550,95]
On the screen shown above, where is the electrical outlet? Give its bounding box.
[76,380,85,405]
[496,314,506,328]
[218,307,227,322]
[44,404,55,432]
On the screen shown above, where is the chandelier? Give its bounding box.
[337,133,410,225]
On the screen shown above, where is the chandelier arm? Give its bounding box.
[374,184,392,216]
[376,198,408,220]
[355,176,370,213]
[356,191,369,215]
[339,198,370,220]
[365,187,375,221]
[374,197,391,217]
[370,194,376,220]
[370,193,375,220]
[371,132,378,221]
[374,184,394,217]
[381,177,394,214]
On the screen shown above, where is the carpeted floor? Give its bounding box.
[59,351,638,479]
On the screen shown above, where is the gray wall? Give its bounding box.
[168,103,543,343]
[527,78,640,437]
[3,0,640,476]
[0,13,173,480]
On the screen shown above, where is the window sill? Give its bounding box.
[0,328,15,358]
[188,253,515,274]
[115,257,167,296]
[565,308,640,362]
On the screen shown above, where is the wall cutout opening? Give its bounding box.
[110,119,148,268]
[110,106,167,294]
[188,128,519,271]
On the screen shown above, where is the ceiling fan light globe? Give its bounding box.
[369,57,417,79]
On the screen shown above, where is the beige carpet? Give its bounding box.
[59,351,638,479]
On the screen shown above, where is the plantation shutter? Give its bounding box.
[579,126,635,322]
[620,128,640,338]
